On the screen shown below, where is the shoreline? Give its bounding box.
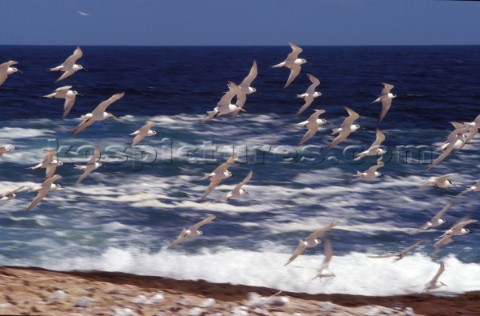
[1,266,480,315]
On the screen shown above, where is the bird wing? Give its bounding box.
[0,74,8,86]
[45,164,57,179]
[379,98,392,122]
[63,46,83,69]
[342,107,360,127]
[238,170,253,187]
[307,221,339,242]
[380,82,394,95]
[296,98,314,116]
[8,185,25,195]
[284,64,301,88]
[461,124,478,148]
[56,85,72,92]
[399,240,423,256]
[431,261,445,284]
[87,147,101,165]
[214,154,237,173]
[371,129,386,147]
[71,118,95,135]
[428,145,455,169]
[0,60,17,72]
[27,191,47,211]
[167,230,189,249]
[235,93,247,110]
[92,92,125,115]
[368,254,396,259]
[240,60,258,87]
[200,178,222,200]
[139,121,156,134]
[76,168,93,184]
[320,239,333,268]
[27,175,61,210]
[365,160,384,173]
[436,173,455,183]
[42,150,56,165]
[431,201,452,222]
[190,215,216,231]
[306,73,320,89]
[451,219,477,231]
[217,82,238,107]
[286,43,303,61]
[284,241,306,266]
[132,134,146,146]
[297,123,318,147]
[434,235,453,251]
[327,130,350,150]
[62,95,76,118]
[56,70,76,82]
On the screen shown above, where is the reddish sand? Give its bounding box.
[1,266,479,315]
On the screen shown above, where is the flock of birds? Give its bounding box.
[1,43,479,293]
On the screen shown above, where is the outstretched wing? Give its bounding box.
[63,46,83,69]
[87,147,101,165]
[190,215,216,231]
[240,61,258,87]
[72,118,95,135]
[284,242,305,266]
[307,221,339,242]
[284,64,301,88]
[286,43,303,61]
[92,92,125,115]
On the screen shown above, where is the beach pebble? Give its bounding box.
[247,292,263,307]
[149,292,165,304]
[321,301,334,313]
[132,294,149,304]
[200,297,215,308]
[188,307,204,316]
[364,306,380,316]
[49,289,66,301]
[269,295,289,306]
[113,307,137,316]
[232,305,249,316]
[74,297,92,308]
[0,303,11,309]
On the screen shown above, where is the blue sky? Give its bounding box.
[0,0,479,46]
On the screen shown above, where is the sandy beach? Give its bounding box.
[0,266,479,315]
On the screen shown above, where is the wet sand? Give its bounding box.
[1,266,479,315]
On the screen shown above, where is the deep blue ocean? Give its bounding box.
[0,45,479,296]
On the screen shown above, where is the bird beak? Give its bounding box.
[240,108,247,112]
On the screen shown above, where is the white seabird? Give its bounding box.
[50,46,83,82]
[167,215,216,249]
[272,43,307,88]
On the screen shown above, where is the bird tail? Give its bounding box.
[331,128,341,135]
[43,93,55,98]
[353,153,364,161]
[49,66,62,72]
[271,62,285,68]
[202,111,217,123]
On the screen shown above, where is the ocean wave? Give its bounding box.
[32,246,480,296]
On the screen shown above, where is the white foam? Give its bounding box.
[40,247,480,296]
[0,127,54,139]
